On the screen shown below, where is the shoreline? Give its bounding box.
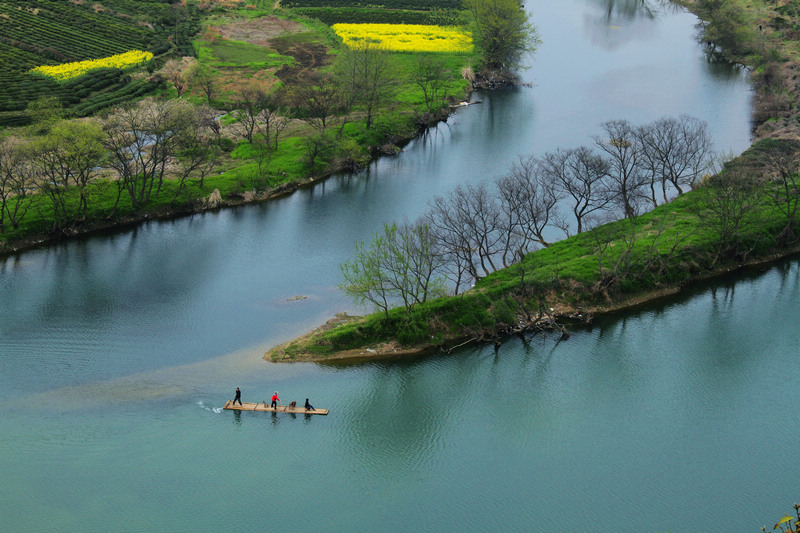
[266,243,800,364]
[0,105,460,260]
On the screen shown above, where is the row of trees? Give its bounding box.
[422,115,715,289]
[227,45,459,172]
[339,118,800,318]
[0,98,222,235]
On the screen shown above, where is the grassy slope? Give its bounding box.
[267,176,797,362]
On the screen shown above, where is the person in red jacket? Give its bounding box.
[270,391,280,409]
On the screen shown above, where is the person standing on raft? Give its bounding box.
[304,398,315,412]
[233,387,242,406]
[271,391,280,409]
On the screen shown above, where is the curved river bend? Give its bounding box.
[4,1,796,531]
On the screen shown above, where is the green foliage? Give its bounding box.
[196,39,291,68]
[339,222,448,320]
[465,0,540,71]
[695,0,755,53]
[26,95,63,134]
[765,503,800,533]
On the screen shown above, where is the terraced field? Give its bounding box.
[0,0,202,126]
[283,0,463,26]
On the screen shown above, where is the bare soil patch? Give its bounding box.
[210,16,306,46]
[270,40,331,71]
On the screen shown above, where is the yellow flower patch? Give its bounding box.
[30,50,154,81]
[332,24,472,54]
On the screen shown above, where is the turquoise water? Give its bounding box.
[1,0,783,531]
[2,260,798,531]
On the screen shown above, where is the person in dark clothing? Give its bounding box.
[233,387,242,406]
[304,398,315,412]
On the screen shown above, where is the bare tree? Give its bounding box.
[232,84,270,144]
[496,155,562,260]
[161,58,190,97]
[542,146,612,234]
[750,138,800,246]
[589,216,638,295]
[172,105,221,198]
[422,210,472,295]
[427,183,504,288]
[335,42,398,129]
[594,119,648,219]
[249,100,289,189]
[691,164,766,267]
[0,137,34,232]
[256,89,288,151]
[102,99,197,212]
[287,71,346,138]
[637,115,714,205]
[410,54,453,115]
[495,170,527,268]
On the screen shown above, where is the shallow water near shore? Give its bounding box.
[3,0,793,531]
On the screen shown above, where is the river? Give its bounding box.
[3,0,794,531]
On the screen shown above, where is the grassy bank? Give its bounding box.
[266,152,800,362]
[677,0,800,139]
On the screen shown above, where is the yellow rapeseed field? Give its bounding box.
[332,23,472,53]
[30,50,154,81]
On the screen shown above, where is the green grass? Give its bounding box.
[199,39,292,68]
[286,159,796,359]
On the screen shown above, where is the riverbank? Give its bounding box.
[0,110,453,259]
[677,0,800,140]
[0,94,462,260]
[266,231,800,363]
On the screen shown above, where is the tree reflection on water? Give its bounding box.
[582,0,683,49]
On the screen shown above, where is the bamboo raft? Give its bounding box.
[223,400,329,415]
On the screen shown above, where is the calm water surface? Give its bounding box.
[3,1,793,531]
